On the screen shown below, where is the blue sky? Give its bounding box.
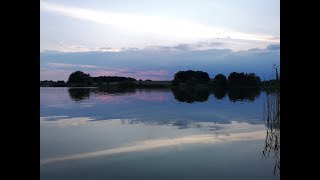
[40,0,280,80]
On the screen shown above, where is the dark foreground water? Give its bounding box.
[40,87,280,180]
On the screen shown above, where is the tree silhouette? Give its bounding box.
[172,70,210,86]
[228,72,261,87]
[213,74,227,86]
[67,71,92,86]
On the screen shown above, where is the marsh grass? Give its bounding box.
[262,64,280,174]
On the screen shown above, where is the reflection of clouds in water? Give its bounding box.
[189,121,266,134]
[41,131,266,166]
[41,117,96,127]
[79,102,96,108]
[47,104,73,109]
[47,102,96,108]
[40,116,265,134]
[40,116,69,121]
[45,101,95,109]
[40,116,134,127]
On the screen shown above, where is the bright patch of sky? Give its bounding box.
[41,0,279,52]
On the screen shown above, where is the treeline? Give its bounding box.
[40,71,138,87]
[41,71,137,87]
[172,70,262,87]
[91,76,136,83]
[40,80,67,87]
[41,69,279,88]
[226,72,261,87]
[68,71,137,86]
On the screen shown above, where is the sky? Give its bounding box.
[40,0,280,81]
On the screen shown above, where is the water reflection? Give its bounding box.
[68,88,91,101]
[67,87,262,103]
[41,87,278,179]
[211,87,228,99]
[58,87,265,129]
[262,89,280,174]
[227,87,261,102]
[171,86,210,103]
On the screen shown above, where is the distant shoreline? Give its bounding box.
[40,81,277,89]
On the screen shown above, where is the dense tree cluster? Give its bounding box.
[67,71,92,86]
[212,74,227,86]
[172,70,210,86]
[66,71,136,86]
[227,72,261,87]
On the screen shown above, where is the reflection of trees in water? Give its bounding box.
[172,86,210,103]
[227,87,261,102]
[68,86,263,103]
[172,86,261,103]
[68,87,137,101]
[211,87,227,99]
[68,88,91,101]
[262,89,280,174]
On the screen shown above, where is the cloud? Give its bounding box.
[41,44,279,81]
[98,47,121,52]
[40,1,279,43]
[47,62,97,69]
[172,44,192,50]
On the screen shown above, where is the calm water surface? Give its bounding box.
[40,87,279,180]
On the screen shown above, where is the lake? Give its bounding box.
[40,87,280,180]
